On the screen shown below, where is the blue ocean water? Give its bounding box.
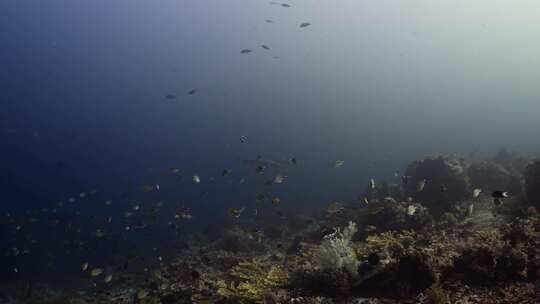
[1,0,539,295]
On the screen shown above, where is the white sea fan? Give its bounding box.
[312,221,359,277]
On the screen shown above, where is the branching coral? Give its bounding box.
[217,258,289,303]
[472,229,504,249]
[357,230,418,262]
[423,284,449,304]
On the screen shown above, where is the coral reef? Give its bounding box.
[493,148,529,177]
[6,154,540,304]
[423,284,449,304]
[217,258,289,303]
[404,155,470,216]
[525,159,540,208]
[468,161,522,194]
[311,221,359,277]
[360,200,434,234]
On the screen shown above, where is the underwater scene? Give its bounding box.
[1,1,540,303]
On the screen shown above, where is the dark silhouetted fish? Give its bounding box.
[243,156,284,169]
[492,191,510,198]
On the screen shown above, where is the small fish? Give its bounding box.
[467,203,474,217]
[440,185,448,192]
[228,207,245,218]
[175,207,193,219]
[407,205,417,216]
[271,197,281,205]
[81,262,89,272]
[299,22,311,28]
[192,175,201,183]
[281,3,291,7]
[104,274,113,283]
[273,175,287,184]
[165,94,177,100]
[222,169,232,177]
[362,197,369,205]
[239,178,246,184]
[240,49,252,54]
[265,19,273,23]
[365,225,377,233]
[240,135,248,143]
[68,197,76,203]
[137,289,149,300]
[90,268,104,277]
[289,157,297,165]
[333,160,345,168]
[95,229,105,238]
[492,191,509,198]
[133,205,140,211]
[473,188,482,199]
[187,89,197,95]
[369,178,376,190]
[401,175,411,185]
[141,184,156,192]
[156,184,160,191]
[416,179,427,192]
[255,165,266,174]
[105,200,113,206]
[261,45,270,50]
[79,192,86,198]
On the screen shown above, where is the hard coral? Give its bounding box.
[357,230,419,261]
[363,201,433,233]
[404,155,469,216]
[355,251,436,299]
[525,159,540,208]
[423,284,449,304]
[468,161,522,195]
[217,259,289,303]
[495,246,528,281]
[454,247,497,285]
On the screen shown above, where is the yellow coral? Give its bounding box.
[472,229,503,248]
[424,284,449,304]
[358,230,418,260]
[217,259,289,303]
[265,266,289,287]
